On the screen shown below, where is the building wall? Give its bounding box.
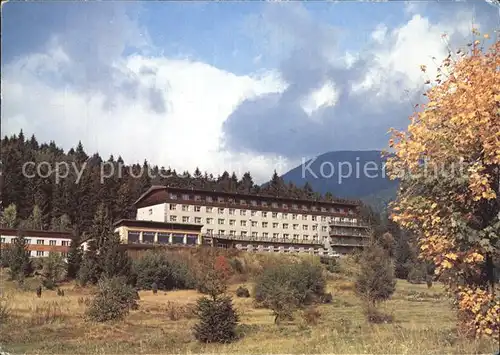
[136,203,166,222]
[163,202,353,243]
[1,234,71,258]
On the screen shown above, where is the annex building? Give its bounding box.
[0,228,72,258]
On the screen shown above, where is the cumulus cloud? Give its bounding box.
[1,2,293,183]
[2,49,290,183]
[222,1,497,159]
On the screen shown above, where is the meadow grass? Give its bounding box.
[0,271,497,354]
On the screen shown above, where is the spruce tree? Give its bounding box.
[1,203,17,228]
[66,233,83,279]
[78,238,101,286]
[22,205,43,230]
[89,204,114,250]
[8,230,33,281]
[100,232,132,282]
[355,242,396,307]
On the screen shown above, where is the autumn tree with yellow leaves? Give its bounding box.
[386,33,499,339]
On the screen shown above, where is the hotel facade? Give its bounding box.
[132,186,370,255]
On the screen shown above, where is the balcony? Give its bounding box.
[329,228,369,237]
[329,238,368,247]
[329,221,370,228]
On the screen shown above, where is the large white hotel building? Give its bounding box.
[131,186,370,255]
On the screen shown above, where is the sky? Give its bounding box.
[2,0,499,183]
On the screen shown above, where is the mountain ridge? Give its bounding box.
[279,150,398,212]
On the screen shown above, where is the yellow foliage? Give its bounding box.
[387,37,500,339]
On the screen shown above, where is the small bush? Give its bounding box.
[229,258,245,274]
[363,305,394,324]
[42,278,56,290]
[133,251,197,291]
[302,306,321,325]
[254,261,326,307]
[0,296,11,324]
[426,275,433,288]
[262,283,298,325]
[29,301,65,326]
[85,277,139,322]
[193,295,239,343]
[77,296,91,306]
[166,301,196,321]
[407,266,426,284]
[197,257,231,299]
[322,292,333,304]
[355,244,396,307]
[236,286,250,298]
[323,258,340,273]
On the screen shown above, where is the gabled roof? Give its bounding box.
[133,185,165,206]
[133,185,360,207]
[0,228,72,239]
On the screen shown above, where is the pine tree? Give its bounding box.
[21,205,44,230]
[116,180,134,220]
[67,233,83,279]
[78,238,101,285]
[138,160,151,194]
[1,203,17,228]
[89,204,115,250]
[355,242,396,307]
[302,182,314,199]
[74,141,88,164]
[238,172,254,194]
[100,232,133,282]
[8,230,33,281]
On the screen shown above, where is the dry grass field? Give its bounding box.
[0,269,497,355]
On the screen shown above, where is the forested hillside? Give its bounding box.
[1,131,347,235]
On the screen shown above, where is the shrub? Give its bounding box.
[42,278,56,290]
[426,275,433,288]
[197,256,232,299]
[322,292,333,304]
[302,306,321,325]
[363,304,394,324]
[193,295,239,343]
[407,265,426,284]
[77,296,91,306]
[166,301,196,321]
[322,257,340,273]
[229,257,245,274]
[133,251,197,291]
[41,252,66,289]
[29,301,66,326]
[254,261,326,307]
[236,286,250,298]
[0,296,11,324]
[262,282,298,325]
[85,277,139,322]
[355,243,396,307]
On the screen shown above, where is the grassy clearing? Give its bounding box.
[0,270,497,354]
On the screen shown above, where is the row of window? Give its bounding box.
[31,251,69,257]
[206,229,328,240]
[167,204,350,221]
[167,195,353,214]
[168,215,329,231]
[1,238,70,246]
